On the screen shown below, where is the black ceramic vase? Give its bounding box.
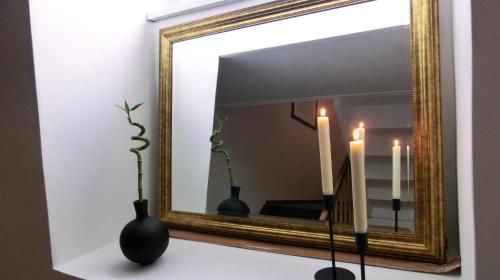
[120,199,169,265]
[217,186,250,217]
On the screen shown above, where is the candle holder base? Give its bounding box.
[393,199,400,232]
[314,195,356,280]
[392,199,401,211]
[314,267,355,280]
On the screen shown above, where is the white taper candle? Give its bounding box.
[392,140,401,199]
[350,129,367,233]
[358,122,365,141]
[317,108,334,195]
[407,145,410,199]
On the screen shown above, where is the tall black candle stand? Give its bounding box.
[393,199,400,232]
[356,233,368,280]
[315,195,355,280]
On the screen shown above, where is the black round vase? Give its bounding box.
[217,186,250,217]
[119,199,169,265]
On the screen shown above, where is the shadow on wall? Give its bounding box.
[205,101,346,215]
[0,0,74,278]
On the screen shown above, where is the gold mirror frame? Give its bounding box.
[159,0,444,263]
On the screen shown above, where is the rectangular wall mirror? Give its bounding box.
[159,0,445,264]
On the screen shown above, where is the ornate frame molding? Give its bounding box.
[158,0,445,263]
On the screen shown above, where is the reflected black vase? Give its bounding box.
[119,199,169,265]
[217,186,250,217]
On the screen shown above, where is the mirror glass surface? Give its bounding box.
[171,0,414,234]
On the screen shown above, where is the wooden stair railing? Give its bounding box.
[327,156,354,225]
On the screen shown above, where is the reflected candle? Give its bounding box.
[407,145,410,198]
[317,108,334,195]
[392,140,401,199]
[350,129,367,233]
[358,122,365,141]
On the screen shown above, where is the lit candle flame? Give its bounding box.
[359,122,364,128]
[394,139,399,146]
[353,129,359,141]
[320,108,326,117]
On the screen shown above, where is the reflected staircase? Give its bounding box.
[333,93,415,232]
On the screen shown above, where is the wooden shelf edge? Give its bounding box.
[170,229,461,274]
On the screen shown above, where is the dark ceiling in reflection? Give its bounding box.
[215,25,411,106]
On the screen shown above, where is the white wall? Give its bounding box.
[451,0,475,279]
[25,0,469,275]
[29,0,156,266]
[439,0,460,259]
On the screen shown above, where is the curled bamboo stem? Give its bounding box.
[116,101,150,202]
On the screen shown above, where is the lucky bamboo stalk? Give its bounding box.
[210,115,234,186]
[116,101,151,202]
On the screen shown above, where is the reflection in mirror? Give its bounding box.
[206,25,414,233]
[171,0,414,234]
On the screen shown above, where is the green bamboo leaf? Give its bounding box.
[130,103,143,111]
[125,101,130,111]
[114,104,126,111]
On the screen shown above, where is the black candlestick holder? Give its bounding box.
[315,195,355,280]
[393,198,400,232]
[355,233,368,280]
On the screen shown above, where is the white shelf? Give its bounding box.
[56,238,459,280]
